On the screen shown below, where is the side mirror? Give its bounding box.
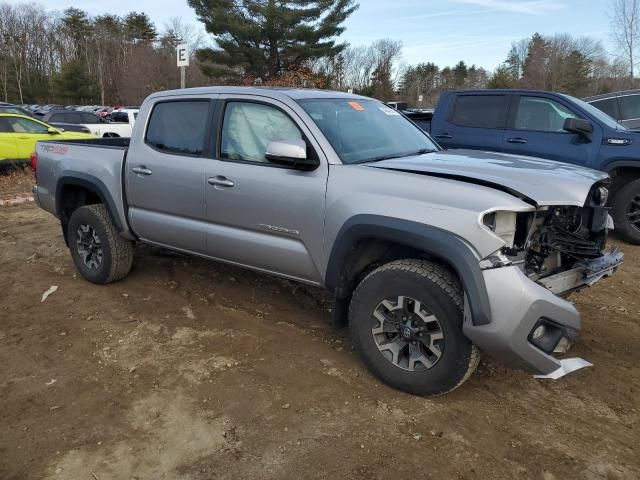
[563,118,593,142]
[265,139,319,171]
[47,127,61,134]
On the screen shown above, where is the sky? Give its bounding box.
[30,0,615,71]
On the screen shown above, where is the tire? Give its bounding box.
[611,178,640,245]
[349,259,480,396]
[67,204,134,284]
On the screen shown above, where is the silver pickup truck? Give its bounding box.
[32,87,623,395]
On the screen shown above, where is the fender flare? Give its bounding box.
[325,215,492,326]
[56,172,125,232]
[603,159,640,174]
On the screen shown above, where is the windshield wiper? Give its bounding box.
[365,148,435,163]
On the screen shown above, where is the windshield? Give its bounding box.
[563,94,627,131]
[297,98,439,164]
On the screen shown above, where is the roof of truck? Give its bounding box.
[147,86,366,102]
[583,89,640,102]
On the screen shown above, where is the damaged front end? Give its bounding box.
[464,181,623,378]
[482,182,623,298]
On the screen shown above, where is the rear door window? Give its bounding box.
[619,94,640,120]
[146,101,210,156]
[448,95,507,128]
[590,98,619,119]
[81,113,98,123]
[67,113,83,123]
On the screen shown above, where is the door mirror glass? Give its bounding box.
[563,118,593,141]
[265,139,318,170]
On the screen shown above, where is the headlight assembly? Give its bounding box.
[481,210,518,247]
[592,186,609,207]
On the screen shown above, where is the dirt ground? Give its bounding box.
[0,203,638,480]
[0,167,33,197]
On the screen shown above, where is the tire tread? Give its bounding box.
[71,204,134,283]
[350,259,480,395]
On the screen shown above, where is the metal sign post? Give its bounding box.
[176,43,189,89]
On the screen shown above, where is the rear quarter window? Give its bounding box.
[145,101,210,156]
[448,95,507,128]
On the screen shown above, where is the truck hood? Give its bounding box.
[367,149,608,207]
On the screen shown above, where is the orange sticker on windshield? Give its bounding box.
[348,101,365,111]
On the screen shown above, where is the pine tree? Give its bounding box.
[124,12,157,43]
[488,65,515,89]
[561,50,592,96]
[53,60,99,103]
[521,33,548,89]
[60,8,92,61]
[453,61,468,88]
[188,0,359,79]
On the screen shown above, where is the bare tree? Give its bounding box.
[611,0,640,84]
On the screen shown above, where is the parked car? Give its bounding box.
[32,87,622,395]
[41,109,134,137]
[415,89,640,244]
[0,104,34,117]
[584,89,640,131]
[0,113,94,165]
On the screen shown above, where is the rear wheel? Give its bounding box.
[67,204,134,284]
[611,178,640,245]
[349,259,480,396]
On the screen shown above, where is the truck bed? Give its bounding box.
[34,137,130,233]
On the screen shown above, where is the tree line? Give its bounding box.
[0,3,209,105]
[0,0,637,107]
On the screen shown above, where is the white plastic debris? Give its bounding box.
[41,286,58,302]
[534,358,593,380]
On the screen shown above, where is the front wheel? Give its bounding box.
[67,204,134,284]
[611,178,640,245]
[349,259,480,396]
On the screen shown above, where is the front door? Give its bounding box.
[5,116,56,158]
[501,94,600,167]
[126,98,215,254]
[204,96,328,284]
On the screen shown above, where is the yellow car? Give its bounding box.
[0,113,95,164]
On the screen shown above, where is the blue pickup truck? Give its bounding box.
[413,89,640,244]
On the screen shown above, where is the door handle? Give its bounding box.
[208,176,235,188]
[435,133,453,139]
[507,138,528,144]
[132,166,153,176]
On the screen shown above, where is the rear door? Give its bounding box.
[0,117,18,160]
[203,95,328,284]
[126,97,215,254]
[501,94,601,168]
[431,93,509,150]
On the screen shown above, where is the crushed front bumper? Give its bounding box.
[537,250,624,295]
[463,250,623,376]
